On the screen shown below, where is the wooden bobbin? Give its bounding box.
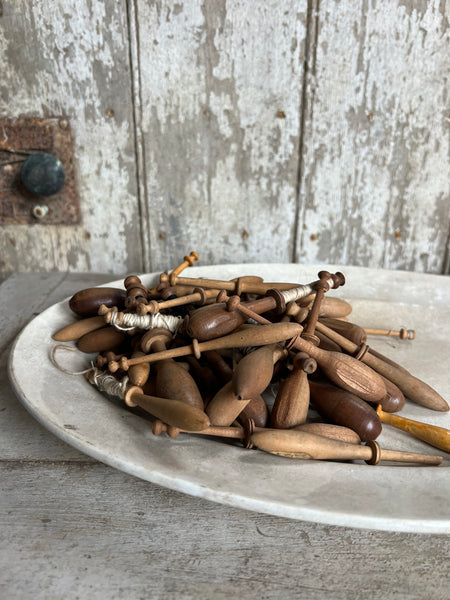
[364,327,415,340]
[314,320,449,412]
[140,328,204,410]
[250,429,442,465]
[376,405,450,453]
[170,251,199,276]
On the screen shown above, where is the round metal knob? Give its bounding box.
[21,152,66,196]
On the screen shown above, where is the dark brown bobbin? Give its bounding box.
[140,327,173,354]
[323,271,345,289]
[159,286,178,300]
[123,276,148,309]
[265,288,286,314]
[365,440,382,465]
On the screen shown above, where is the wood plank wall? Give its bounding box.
[0,0,448,276]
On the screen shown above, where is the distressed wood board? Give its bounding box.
[0,1,448,274]
[0,0,143,274]
[297,0,450,272]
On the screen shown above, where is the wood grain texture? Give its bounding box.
[1,462,450,600]
[296,0,450,273]
[0,0,143,275]
[136,0,307,270]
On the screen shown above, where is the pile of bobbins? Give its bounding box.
[52,252,450,466]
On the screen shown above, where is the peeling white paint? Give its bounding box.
[0,0,448,276]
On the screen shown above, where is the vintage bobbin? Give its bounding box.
[250,429,442,465]
[123,275,150,309]
[170,251,199,276]
[140,328,204,410]
[137,287,216,316]
[86,369,210,432]
[109,321,302,372]
[270,352,317,429]
[376,405,450,453]
[314,321,449,412]
[364,327,415,340]
[186,273,344,342]
[302,270,344,345]
[202,293,387,405]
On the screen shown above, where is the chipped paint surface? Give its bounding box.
[138,0,307,271]
[0,0,448,275]
[0,0,142,275]
[296,0,449,273]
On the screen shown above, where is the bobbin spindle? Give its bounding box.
[251,429,442,465]
[314,321,449,412]
[376,405,450,453]
[364,327,415,340]
[109,322,302,372]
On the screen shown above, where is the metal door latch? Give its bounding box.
[0,117,80,224]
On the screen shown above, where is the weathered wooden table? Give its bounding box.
[1,273,449,599]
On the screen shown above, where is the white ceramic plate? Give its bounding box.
[8,264,450,533]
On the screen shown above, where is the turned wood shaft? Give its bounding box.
[303,271,338,343]
[289,335,387,403]
[376,406,450,453]
[139,287,217,315]
[315,321,449,412]
[170,251,199,276]
[113,322,302,371]
[365,327,415,340]
[319,317,367,346]
[164,274,302,295]
[251,429,442,465]
[152,421,360,446]
[292,423,361,444]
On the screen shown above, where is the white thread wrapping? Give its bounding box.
[88,368,129,399]
[281,284,315,304]
[108,311,182,333]
[281,277,334,304]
